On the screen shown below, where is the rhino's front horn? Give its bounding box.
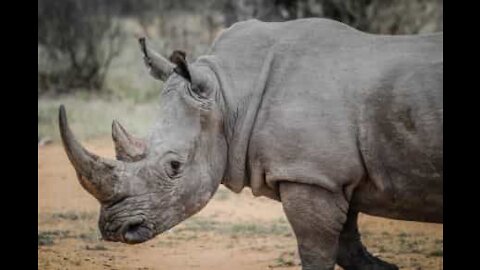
[112,120,147,162]
[138,37,175,81]
[59,105,120,202]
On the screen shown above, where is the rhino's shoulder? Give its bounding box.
[209,19,276,52]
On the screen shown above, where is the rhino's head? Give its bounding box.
[59,38,227,244]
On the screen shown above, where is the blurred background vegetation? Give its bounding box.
[38,0,443,142]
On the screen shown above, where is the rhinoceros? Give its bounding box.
[58,18,442,270]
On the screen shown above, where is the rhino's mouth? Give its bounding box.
[119,219,154,244]
[103,217,155,245]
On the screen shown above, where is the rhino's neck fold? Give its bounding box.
[198,52,275,192]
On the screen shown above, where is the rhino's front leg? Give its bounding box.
[337,210,398,270]
[280,182,348,270]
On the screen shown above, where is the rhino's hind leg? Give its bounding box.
[337,210,398,270]
[280,182,349,270]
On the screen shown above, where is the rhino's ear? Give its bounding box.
[138,37,175,81]
[169,50,191,82]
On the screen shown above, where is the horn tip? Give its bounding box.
[59,105,67,128]
[112,119,125,130]
[59,104,65,115]
[112,120,121,137]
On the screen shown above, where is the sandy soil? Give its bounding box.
[38,139,443,270]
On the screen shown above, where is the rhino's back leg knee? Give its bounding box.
[337,210,398,270]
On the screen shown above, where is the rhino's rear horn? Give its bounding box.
[138,37,175,81]
[59,105,120,202]
[112,120,147,162]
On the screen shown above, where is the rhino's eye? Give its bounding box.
[171,161,180,171]
[192,85,206,97]
[166,160,182,178]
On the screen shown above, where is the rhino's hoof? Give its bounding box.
[342,256,398,270]
[365,258,398,270]
[339,251,398,270]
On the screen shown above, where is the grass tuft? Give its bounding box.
[38,230,71,246]
[428,249,443,257]
[51,211,96,221]
[85,244,108,251]
[177,217,292,237]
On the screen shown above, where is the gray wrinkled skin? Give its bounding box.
[59,18,442,270]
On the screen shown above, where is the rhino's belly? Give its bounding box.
[349,177,443,223]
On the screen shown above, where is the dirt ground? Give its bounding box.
[38,138,443,270]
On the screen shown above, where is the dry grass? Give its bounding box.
[38,96,157,141]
